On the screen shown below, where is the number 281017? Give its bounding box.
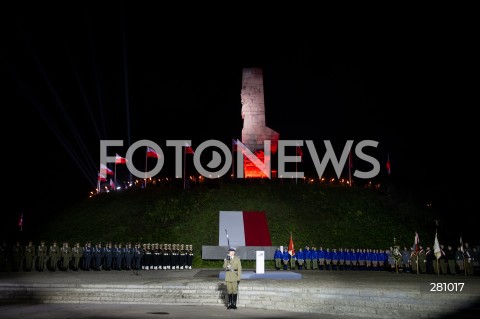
[430,283,464,292]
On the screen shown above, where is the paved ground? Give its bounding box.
[0,303,366,319]
[1,268,479,319]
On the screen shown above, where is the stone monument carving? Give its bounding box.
[240,68,279,177]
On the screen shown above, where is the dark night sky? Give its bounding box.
[1,4,478,241]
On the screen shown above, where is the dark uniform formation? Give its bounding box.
[0,240,194,272]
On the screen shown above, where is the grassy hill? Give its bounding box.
[36,180,436,268]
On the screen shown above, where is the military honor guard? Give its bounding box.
[274,247,282,270]
[186,244,193,269]
[49,241,59,271]
[83,242,93,270]
[223,247,242,310]
[37,241,48,271]
[133,243,142,270]
[93,242,103,270]
[179,244,186,269]
[61,242,72,271]
[72,242,83,271]
[24,241,36,271]
[124,242,133,270]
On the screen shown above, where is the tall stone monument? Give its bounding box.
[241,68,279,177]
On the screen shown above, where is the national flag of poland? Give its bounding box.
[98,172,107,181]
[109,179,115,189]
[386,153,391,175]
[115,154,127,164]
[100,163,114,175]
[185,143,195,154]
[219,211,272,247]
[146,146,159,158]
[232,139,238,152]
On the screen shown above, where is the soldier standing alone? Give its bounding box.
[223,247,242,310]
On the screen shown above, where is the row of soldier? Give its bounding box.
[397,244,478,275]
[274,246,391,271]
[1,240,194,272]
[273,244,478,275]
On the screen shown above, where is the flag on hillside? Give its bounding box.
[185,143,195,154]
[232,139,238,152]
[115,154,127,164]
[18,213,23,231]
[460,236,464,253]
[100,163,114,175]
[288,232,295,257]
[386,153,391,175]
[146,146,159,158]
[98,172,107,181]
[296,145,303,159]
[413,232,420,255]
[434,231,442,260]
[218,211,272,246]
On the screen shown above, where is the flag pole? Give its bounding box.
[349,151,352,187]
[145,148,148,189]
[183,146,186,190]
[231,140,235,179]
[416,254,419,275]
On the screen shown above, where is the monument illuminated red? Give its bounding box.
[241,68,279,178]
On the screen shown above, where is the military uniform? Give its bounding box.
[223,248,242,310]
[418,247,427,274]
[93,243,103,270]
[133,243,142,270]
[104,243,113,270]
[113,243,123,270]
[72,243,83,270]
[61,242,72,270]
[179,244,186,269]
[37,241,48,271]
[186,244,194,269]
[0,241,7,271]
[12,241,24,271]
[124,243,133,270]
[83,242,93,270]
[49,242,59,271]
[24,241,36,271]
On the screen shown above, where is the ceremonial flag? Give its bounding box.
[232,139,238,152]
[185,143,195,154]
[218,211,272,246]
[146,146,159,158]
[288,232,295,257]
[109,179,115,189]
[434,231,442,260]
[98,172,107,181]
[413,232,420,254]
[296,145,303,159]
[18,213,23,231]
[386,153,391,175]
[100,163,114,175]
[115,154,127,164]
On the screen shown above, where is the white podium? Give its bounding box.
[256,250,265,274]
